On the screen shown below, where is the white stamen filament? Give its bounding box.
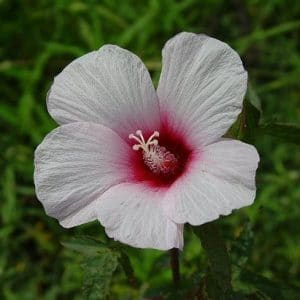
[129,130,159,153]
[129,130,178,175]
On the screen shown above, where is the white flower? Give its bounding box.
[34,32,259,250]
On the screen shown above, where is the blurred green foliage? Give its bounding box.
[0,0,300,299]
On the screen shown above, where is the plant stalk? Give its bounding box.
[169,248,180,285]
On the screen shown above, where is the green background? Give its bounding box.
[1,0,299,299]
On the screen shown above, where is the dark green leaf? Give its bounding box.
[243,100,260,143]
[228,83,262,141]
[243,84,263,143]
[194,221,233,300]
[247,83,262,115]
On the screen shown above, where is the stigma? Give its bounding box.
[129,130,178,175]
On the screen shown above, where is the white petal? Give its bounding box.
[157,32,247,147]
[201,139,260,189]
[34,122,132,228]
[97,183,184,250]
[47,45,160,139]
[163,139,259,225]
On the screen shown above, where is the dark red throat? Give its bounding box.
[130,123,192,187]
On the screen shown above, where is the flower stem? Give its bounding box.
[169,248,180,285]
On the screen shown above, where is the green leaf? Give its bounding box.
[81,251,119,300]
[61,236,108,256]
[243,84,263,143]
[243,101,260,143]
[228,83,262,142]
[194,221,233,300]
[259,122,300,145]
[62,237,140,298]
[247,83,262,116]
[62,236,121,299]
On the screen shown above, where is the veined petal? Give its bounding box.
[34,122,132,228]
[47,45,160,139]
[201,139,259,190]
[97,183,184,250]
[163,139,259,225]
[157,32,247,147]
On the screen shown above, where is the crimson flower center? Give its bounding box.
[129,130,179,176]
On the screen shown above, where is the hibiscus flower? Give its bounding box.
[34,32,259,250]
